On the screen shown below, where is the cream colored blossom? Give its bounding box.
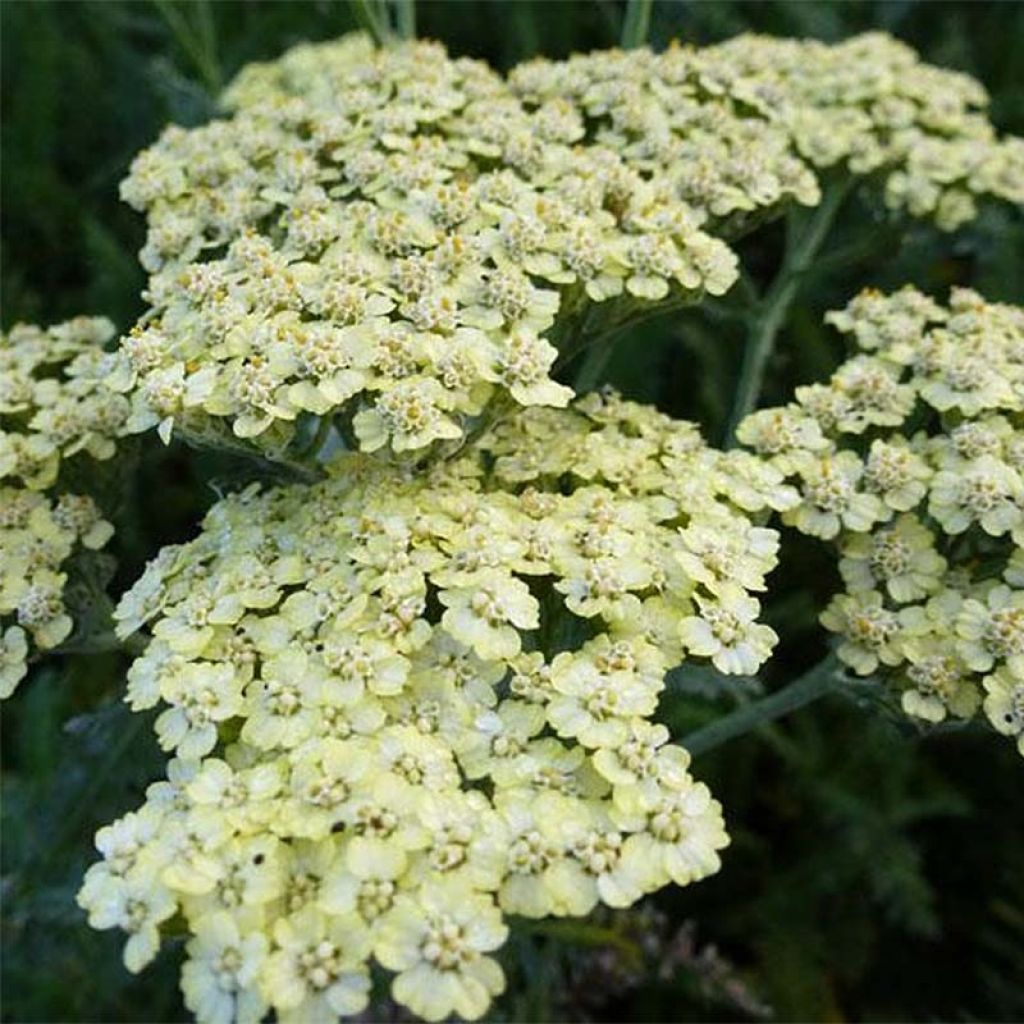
[79,395,786,1020]
[982,667,1024,756]
[1,318,125,692]
[899,646,979,724]
[72,31,1024,1019]
[820,591,916,676]
[956,585,1024,678]
[784,451,885,540]
[115,32,1019,463]
[376,880,507,1022]
[181,912,269,1024]
[0,624,28,699]
[742,286,1024,749]
[839,515,946,602]
[679,585,776,676]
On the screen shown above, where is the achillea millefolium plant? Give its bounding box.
[2,11,1022,1024]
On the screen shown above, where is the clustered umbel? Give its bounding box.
[78,392,797,1023]
[1,317,127,487]
[738,287,1024,756]
[509,32,1022,231]
[114,32,1021,459]
[68,27,1024,1024]
[1,317,123,696]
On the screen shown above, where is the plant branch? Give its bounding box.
[174,424,324,484]
[723,182,851,446]
[295,413,334,463]
[682,653,844,756]
[15,709,151,895]
[55,630,148,658]
[553,292,696,377]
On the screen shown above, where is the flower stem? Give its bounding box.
[349,0,394,46]
[298,413,334,462]
[724,181,851,446]
[682,653,844,756]
[393,0,416,40]
[154,0,222,95]
[621,0,653,48]
[573,333,616,393]
[176,424,324,484]
[55,630,148,657]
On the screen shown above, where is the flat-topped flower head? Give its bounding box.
[0,315,127,695]
[79,395,779,1020]
[0,491,115,693]
[114,33,1020,462]
[741,287,1024,754]
[1,316,127,485]
[65,30,1024,1021]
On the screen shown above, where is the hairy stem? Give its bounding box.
[682,653,844,756]
[724,182,851,445]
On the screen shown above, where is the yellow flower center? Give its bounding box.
[870,532,911,579]
[298,939,344,990]
[422,917,473,971]
[650,803,687,843]
[574,830,622,876]
[508,830,555,874]
[357,879,396,919]
[986,608,1024,658]
[430,824,473,872]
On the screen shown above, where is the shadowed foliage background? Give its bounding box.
[2,2,1022,1021]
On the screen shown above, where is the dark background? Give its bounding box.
[2,2,1023,1021]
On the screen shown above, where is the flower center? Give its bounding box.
[422,917,473,971]
[298,940,344,990]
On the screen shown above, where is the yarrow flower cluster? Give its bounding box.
[738,287,1024,755]
[61,27,1024,1024]
[113,32,1020,460]
[1,317,123,696]
[1,317,127,488]
[115,37,735,458]
[78,392,796,1022]
[509,31,1023,232]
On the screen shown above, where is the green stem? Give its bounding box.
[56,630,148,657]
[620,0,653,48]
[296,414,334,463]
[723,182,851,445]
[517,919,643,963]
[349,0,393,46]
[175,424,324,485]
[682,654,843,756]
[153,0,222,95]
[573,337,617,393]
[553,292,695,376]
[393,0,416,40]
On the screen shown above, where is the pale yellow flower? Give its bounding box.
[982,667,1024,756]
[375,881,507,1022]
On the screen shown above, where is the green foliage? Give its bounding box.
[2,2,1021,1022]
